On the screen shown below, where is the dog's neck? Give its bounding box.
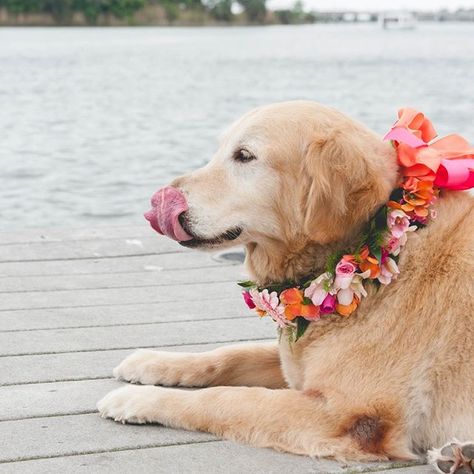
[244,235,355,287]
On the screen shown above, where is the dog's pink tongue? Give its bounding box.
[144,186,192,242]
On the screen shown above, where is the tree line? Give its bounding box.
[0,0,303,24]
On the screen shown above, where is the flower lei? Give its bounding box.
[240,108,474,341]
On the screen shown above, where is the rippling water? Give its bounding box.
[1,23,473,230]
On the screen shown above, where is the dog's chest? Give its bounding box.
[278,339,306,389]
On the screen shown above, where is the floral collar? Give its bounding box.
[240,108,474,341]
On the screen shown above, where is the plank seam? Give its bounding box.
[0,235,188,247]
[0,375,111,387]
[0,336,275,358]
[0,295,241,312]
[0,409,98,423]
[0,315,253,333]
[0,263,237,279]
[0,438,221,464]
[0,250,184,264]
[0,279,237,294]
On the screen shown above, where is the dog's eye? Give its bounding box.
[233,149,256,163]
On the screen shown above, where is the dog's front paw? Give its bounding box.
[113,349,195,386]
[97,385,163,424]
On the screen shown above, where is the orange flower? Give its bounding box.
[387,200,403,210]
[336,295,360,317]
[359,257,380,279]
[356,246,380,278]
[280,288,319,321]
[401,199,429,218]
[359,246,370,260]
[399,179,437,218]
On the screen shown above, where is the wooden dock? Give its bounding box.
[0,225,433,473]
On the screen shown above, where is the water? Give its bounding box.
[1,23,473,231]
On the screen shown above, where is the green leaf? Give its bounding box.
[295,318,310,341]
[237,280,256,289]
[372,246,382,262]
[325,250,343,275]
[323,279,332,292]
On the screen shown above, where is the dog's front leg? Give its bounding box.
[114,342,286,388]
[97,385,411,461]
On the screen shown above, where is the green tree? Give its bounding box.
[206,0,232,21]
[274,0,305,24]
[160,0,178,21]
[1,0,44,13]
[42,0,76,23]
[237,0,265,22]
[107,0,145,19]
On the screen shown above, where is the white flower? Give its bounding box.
[336,270,371,305]
[304,272,333,306]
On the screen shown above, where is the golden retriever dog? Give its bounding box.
[98,101,474,471]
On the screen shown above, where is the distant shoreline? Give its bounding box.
[1,5,473,28]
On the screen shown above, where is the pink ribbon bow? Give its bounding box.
[384,108,474,191]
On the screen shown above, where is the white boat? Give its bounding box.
[379,10,416,30]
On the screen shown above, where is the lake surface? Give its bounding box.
[1,23,473,230]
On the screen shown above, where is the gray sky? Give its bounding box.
[268,0,474,11]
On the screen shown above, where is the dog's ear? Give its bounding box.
[302,128,397,244]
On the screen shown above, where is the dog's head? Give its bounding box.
[145,101,398,253]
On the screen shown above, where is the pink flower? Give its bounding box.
[334,260,356,290]
[250,289,289,328]
[385,235,403,256]
[304,272,333,306]
[384,222,415,257]
[242,291,255,309]
[377,257,400,285]
[336,269,371,305]
[387,209,411,239]
[320,294,336,314]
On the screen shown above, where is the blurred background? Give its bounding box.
[1,0,473,230]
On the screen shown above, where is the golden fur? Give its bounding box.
[98,101,474,462]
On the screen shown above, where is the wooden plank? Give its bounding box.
[0,225,155,245]
[0,265,245,293]
[0,440,417,474]
[0,236,183,263]
[0,318,275,356]
[0,251,241,278]
[0,413,216,463]
[0,300,250,331]
[0,281,239,311]
[0,341,271,386]
[0,379,123,421]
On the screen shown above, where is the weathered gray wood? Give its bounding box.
[0,300,250,331]
[0,341,271,386]
[0,224,154,245]
[0,281,239,311]
[0,318,275,356]
[0,265,245,293]
[0,413,216,463]
[0,236,183,263]
[0,379,123,421]
[0,251,241,277]
[0,440,424,474]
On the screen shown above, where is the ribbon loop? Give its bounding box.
[385,108,474,191]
